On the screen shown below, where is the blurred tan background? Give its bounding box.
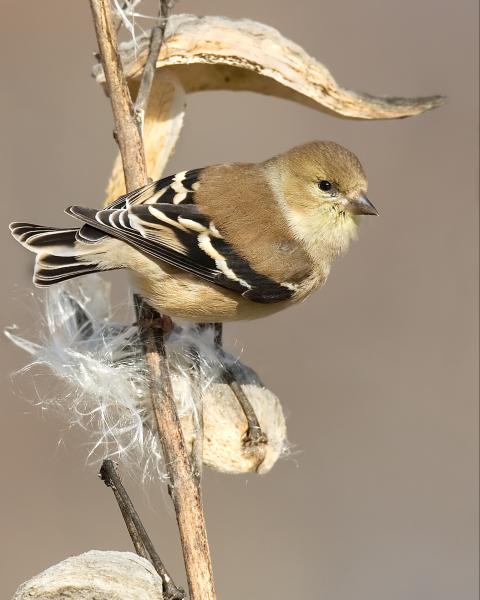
[1,1,478,598]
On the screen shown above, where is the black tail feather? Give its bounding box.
[9,222,107,287]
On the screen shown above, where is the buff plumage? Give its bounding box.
[10,141,377,322]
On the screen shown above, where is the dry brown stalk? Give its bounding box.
[139,307,215,600]
[88,1,216,599]
[89,0,146,191]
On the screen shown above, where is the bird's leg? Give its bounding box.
[213,323,268,447]
[134,295,174,336]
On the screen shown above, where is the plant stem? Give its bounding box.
[89,0,146,191]
[134,0,174,130]
[99,460,185,600]
[138,303,216,600]
[89,2,216,598]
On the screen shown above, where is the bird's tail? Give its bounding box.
[9,222,110,286]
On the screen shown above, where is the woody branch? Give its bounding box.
[88,1,216,599]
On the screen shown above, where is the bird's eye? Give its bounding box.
[318,180,332,192]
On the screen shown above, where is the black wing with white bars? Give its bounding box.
[69,199,298,304]
[77,169,203,245]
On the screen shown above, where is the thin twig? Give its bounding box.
[99,460,149,560]
[224,371,268,446]
[99,460,185,600]
[213,322,267,446]
[89,3,216,598]
[133,0,174,130]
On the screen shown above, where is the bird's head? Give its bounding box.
[266,141,377,260]
[278,141,376,216]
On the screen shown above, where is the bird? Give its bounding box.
[10,141,377,322]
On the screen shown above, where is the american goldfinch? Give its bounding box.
[10,141,377,322]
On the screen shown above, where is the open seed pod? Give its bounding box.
[13,551,165,600]
[176,351,287,475]
[201,381,285,475]
[95,14,444,202]
[6,276,286,477]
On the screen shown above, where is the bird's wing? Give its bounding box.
[77,169,203,244]
[67,202,297,304]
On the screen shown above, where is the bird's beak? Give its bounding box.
[348,193,378,216]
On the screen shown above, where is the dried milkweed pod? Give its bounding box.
[94,14,444,202]
[179,356,287,475]
[104,71,186,205]
[12,551,165,600]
